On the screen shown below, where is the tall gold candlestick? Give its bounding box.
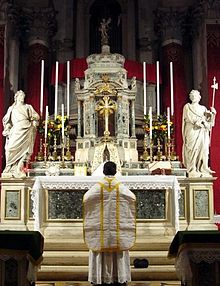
[167,138,171,161]
[52,135,58,160]
[150,138,153,162]
[43,137,48,164]
[36,136,44,161]
[65,133,72,161]
[60,140,66,168]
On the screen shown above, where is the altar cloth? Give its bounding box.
[32,175,180,232]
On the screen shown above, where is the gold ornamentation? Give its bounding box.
[94,74,117,95]
[96,95,117,138]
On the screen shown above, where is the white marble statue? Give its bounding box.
[2,90,39,178]
[75,78,81,91]
[182,89,216,178]
[99,18,111,45]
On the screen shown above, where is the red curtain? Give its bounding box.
[50,58,158,84]
[27,43,49,161]
[162,43,188,160]
[207,24,220,213]
[0,26,4,173]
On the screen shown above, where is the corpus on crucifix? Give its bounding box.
[95,95,117,138]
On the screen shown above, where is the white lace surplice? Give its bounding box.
[88,250,131,284]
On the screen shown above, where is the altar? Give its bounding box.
[31,175,180,236]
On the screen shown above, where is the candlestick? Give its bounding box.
[170,62,174,116]
[167,106,171,139]
[45,105,48,139]
[211,76,218,108]
[54,61,59,118]
[62,103,65,140]
[143,62,147,116]
[156,61,160,116]
[40,60,44,117]
[67,61,70,118]
[149,106,152,139]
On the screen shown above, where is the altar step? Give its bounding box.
[37,236,179,283]
[36,281,181,286]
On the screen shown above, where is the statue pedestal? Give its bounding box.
[0,177,34,231]
[178,177,217,231]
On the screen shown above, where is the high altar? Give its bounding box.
[74,44,138,173]
[0,32,218,283]
[0,41,217,235]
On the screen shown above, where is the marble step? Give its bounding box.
[37,265,178,281]
[44,237,173,252]
[42,250,174,266]
[36,282,181,286]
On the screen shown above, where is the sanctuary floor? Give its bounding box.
[36,281,181,286]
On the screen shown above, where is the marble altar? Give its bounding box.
[31,175,180,236]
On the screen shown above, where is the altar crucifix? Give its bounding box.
[95,95,117,138]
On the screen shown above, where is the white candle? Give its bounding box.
[40,60,44,117]
[156,61,160,116]
[45,105,48,139]
[54,61,59,118]
[143,62,147,116]
[170,62,174,116]
[61,103,65,140]
[67,61,70,118]
[149,106,152,139]
[167,106,171,139]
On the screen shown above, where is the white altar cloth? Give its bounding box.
[32,175,180,232]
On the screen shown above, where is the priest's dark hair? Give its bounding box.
[103,161,117,176]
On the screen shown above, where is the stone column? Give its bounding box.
[0,25,5,173]
[190,2,208,102]
[5,2,21,96]
[154,8,188,159]
[116,94,123,138]
[131,100,136,138]
[89,95,95,137]
[54,0,74,62]
[75,1,86,58]
[24,6,56,115]
[77,100,82,138]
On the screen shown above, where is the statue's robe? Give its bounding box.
[182,103,214,177]
[2,103,39,177]
[83,176,136,284]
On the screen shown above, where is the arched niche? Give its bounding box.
[89,0,122,54]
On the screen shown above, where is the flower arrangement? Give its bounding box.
[144,113,174,143]
[38,115,71,140]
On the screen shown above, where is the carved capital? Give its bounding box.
[24,7,57,44]
[6,3,57,44]
[154,8,186,44]
[7,3,28,38]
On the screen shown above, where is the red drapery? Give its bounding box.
[207,24,220,213]
[162,43,188,160]
[0,26,4,173]
[27,43,49,161]
[50,58,159,84]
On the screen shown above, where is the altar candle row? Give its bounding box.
[40,59,70,120]
[143,61,174,118]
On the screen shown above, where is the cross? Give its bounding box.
[211,76,218,108]
[96,95,117,137]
